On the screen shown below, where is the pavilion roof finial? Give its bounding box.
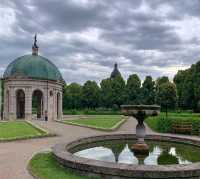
[32,33,39,55]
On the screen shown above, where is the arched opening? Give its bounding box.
[32,90,43,119]
[57,92,61,119]
[16,89,25,119]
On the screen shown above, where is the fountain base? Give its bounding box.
[131,142,149,155]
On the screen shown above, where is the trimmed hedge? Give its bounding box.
[156,117,173,133]
[146,115,200,135]
[63,109,121,115]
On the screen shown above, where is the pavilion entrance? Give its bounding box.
[32,90,43,119]
[16,89,25,119]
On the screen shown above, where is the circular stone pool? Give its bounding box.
[53,134,200,179]
[73,139,200,165]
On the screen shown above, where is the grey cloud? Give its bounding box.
[148,0,200,19]
[10,0,107,33]
[1,0,200,83]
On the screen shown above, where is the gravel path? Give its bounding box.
[0,117,136,179]
[0,117,199,179]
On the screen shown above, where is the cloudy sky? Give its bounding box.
[1,0,200,84]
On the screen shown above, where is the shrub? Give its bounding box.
[112,104,120,111]
[146,112,200,135]
[156,117,173,133]
[63,108,121,115]
[63,109,78,115]
[191,119,200,135]
[171,118,200,135]
[71,109,78,115]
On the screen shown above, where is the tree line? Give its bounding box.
[174,61,200,112]
[64,57,200,113]
[63,73,177,112]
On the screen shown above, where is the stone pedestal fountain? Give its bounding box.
[53,104,200,179]
[121,105,160,155]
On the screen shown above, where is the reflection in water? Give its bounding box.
[144,146,162,165]
[118,144,138,164]
[169,147,191,165]
[74,140,200,165]
[75,147,115,162]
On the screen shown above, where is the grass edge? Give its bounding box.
[56,117,127,131]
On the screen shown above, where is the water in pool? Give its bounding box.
[72,140,200,165]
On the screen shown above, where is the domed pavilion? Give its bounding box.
[3,35,64,121]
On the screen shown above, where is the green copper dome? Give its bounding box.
[4,54,64,82]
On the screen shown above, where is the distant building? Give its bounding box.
[110,63,121,78]
[2,35,64,121]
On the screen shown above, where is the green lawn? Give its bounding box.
[63,109,121,115]
[64,115,125,130]
[145,112,200,134]
[0,121,47,141]
[29,152,96,179]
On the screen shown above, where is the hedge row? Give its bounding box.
[63,109,121,115]
[146,116,200,135]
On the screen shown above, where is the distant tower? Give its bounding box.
[110,63,121,78]
[32,34,39,55]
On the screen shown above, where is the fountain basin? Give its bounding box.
[53,134,200,179]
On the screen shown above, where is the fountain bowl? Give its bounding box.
[121,105,160,118]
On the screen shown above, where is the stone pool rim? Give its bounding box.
[52,134,200,179]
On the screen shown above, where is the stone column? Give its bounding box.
[9,87,16,120]
[53,90,55,120]
[43,86,49,120]
[3,88,8,120]
[49,89,54,121]
[56,91,61,120]
[59,92,63,120]
[25,87,32,120]
[53,89,57,120]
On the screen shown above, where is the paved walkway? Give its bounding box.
[0,117,199,179]
[0,117,137,179]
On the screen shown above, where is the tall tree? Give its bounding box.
[174,70,190,109]
[63,83,82,109]
[110,75,126,108]
[126,74,141,104]
[191,62,200,111]
[63,84,68,109]
[100,78,113,108]
[174,64,197,111]
[156,82,177,117]
[156,76,169,89]
[141,76,156,104]
[82,80,100,108]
